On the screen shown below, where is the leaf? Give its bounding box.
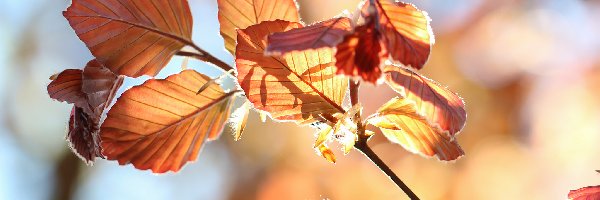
[368,97,464,161]
[316,143,336,163]
[68,106,103,165]
[236,20,348,123]
[48,60,124,164]
[64,0,193,77]
[266,17,353,55]
[230,100,251,141]
[218,0,300,55]
[335,20,387,83]
[384,65,466,135]
[365,1,433,69]
[569,185,600,200]
[314,125,333,148]
[100,70,237,173]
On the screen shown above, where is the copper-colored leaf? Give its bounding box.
[218,0,300,55]
[384,65,466,135]
[64,0,193,77]
[236,20,348,123]
[368,97,464,161]
[48,60,123,164]
[569,185,600,200]
[47,69,89,111]
[365,1,433,69]
[68,106,103,165]
[101,70,236,173]
[266,17,353,55]
[335,21,387,83]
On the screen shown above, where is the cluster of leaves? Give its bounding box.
[47,0,466,174]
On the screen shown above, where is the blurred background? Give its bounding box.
[1,0,599,199]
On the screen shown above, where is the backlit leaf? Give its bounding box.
[47,69,89,112]
[335,20,387,83]
[101,70,237,173]
[316,143,336,163]
[236,20,348,123]
[365,1,433,69]
[266,17,352,55]
[218,0,300,55]
[64,0,193,77]
[368,97,464,161]
[230,100,251,141]
[384,65,466,135]
[314,125,333,148]
[569,185,600,200]
[82,60,125,115]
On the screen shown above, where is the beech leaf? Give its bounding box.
[569,185,600,200]
[64,0,194,77]
[218,0,300,55]
[100,70,237,173]
[236,20,348,123]
[365,1,433,69]
[229,100,251,141]
[368,97,464,161]
[47,60,123,164]
[384,65,466,135]
[266,17,353,55]
[335,20,387,83]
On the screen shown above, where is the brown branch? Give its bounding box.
[354,138,420,200]
[176,49,235,74]
[350,80,360,106]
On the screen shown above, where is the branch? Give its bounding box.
[176,45,235,74]
[350,80,360,106]
[354,139,420,200]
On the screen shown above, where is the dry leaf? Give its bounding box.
[64,0,193,77]
[101,70,236,173]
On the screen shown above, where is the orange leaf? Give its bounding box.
[47,60,123,164]
[384,66,466,135]
[100,70,237,173]
[218,0,300,55]
[368,97,464,161]
[316,143,336,163]
[569,185,600,200]
[64,0,193,77]
[335,20,387,83]
[235,20,348,123]
[365,1,433,69]
[266,17,353,55]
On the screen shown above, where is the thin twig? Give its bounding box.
[350,80,360,106]
[354,139,420,200]
[176,50,234,74]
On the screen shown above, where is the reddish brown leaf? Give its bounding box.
[101,70,237,173]
[266,17,353,55]
[48,60,123,164]
[384,66,466,135]
[335,20,388,83]
[218,0,300,55]
[368,97,464,161]
[235,20,348,123]
[64,0,193,77]
[68,106,103,164]
[365,1,433,69]
[47,69,89,111]
[569,185,600,200]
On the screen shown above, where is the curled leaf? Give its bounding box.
[335,20,387,83]
[266,17,353,55]
[384,65,466,135]
[365,1,433,69]
[368,97,464,161]
[236,20,348,123]
[101,70,236,173]
[68,106,103,165]
[230,100,251,141]
[64,0,194,77]
[218,0,300,55]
